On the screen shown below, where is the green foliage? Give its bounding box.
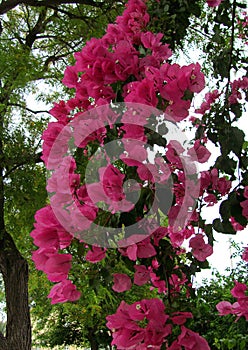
[188,245,248,349]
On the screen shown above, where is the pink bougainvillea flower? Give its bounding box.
[112,273,132,292]
[141,31,164,50]
[49,100,71,123]
[121,124,146,141]
[32,247,57,271]
[207,0,223,7]
[62,65,78,88]
[106,298,171,349]
[177,326,210,349]
[179,62,205,93]
[124,78,158,107]
[242,246,248,262]
[240,198,248,219]
[188,140,211,163]
[85,245,107,263]
[44,253,72,282]
[171,312,193,325]
[166,140,184,168]
[169,273,189,294]
[165,97,191,122]
[31,227,60,250]
[215,177,231,195]
[231,281,247,298]
[149,270,167,293]
[134,265,150,286]
[115,0,150,45]
[230,217,245,231]
[196,89,220,114]
[48,279,81,304]
[244,186,248,199]
[189,234,213,261]
[152,227,168,246]
[101,164,125,201]
[204,193,218,206]
[119,236,157,261]
[216,301,233,315]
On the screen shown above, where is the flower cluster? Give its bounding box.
[30,0,248,348]
[206,0,223,7]
[106,298,210,350]
[240,186,248,219]
[30,205,81,303]
[228,76,248,105]
[200,168,232,206]
[216,281,248,321]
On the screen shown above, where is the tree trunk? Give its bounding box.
[87,327,99,350]
[0,231,31,350]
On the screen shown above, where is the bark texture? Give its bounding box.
[0,231,31,350]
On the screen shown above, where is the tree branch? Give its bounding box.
[8,103,49,115]
[3,151,43,179]
[227,0,237,86]
[0,0,105,15]
[0,0,21,15]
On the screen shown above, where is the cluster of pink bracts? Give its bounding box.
[31,0,248,349]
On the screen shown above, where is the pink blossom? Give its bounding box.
[244,186,248,198]
[101,164,125,201]
[31,227,60,250]
[32,247,57,271]
[44,253,72,282]
[141,31,164,50]
[124,78,158,107]
[215,177,231,195]
[113,40,139,81]
[188,140,211,163]
[165,98,191,122]
[62,65,78,88]
[134,265,150,286]
[152,227,168,246]
[106,298,171,349]
[240,199,248,218]
[196,89,220,114]
[204,193,218,206]
[216,301,233,315]
[177,326,210,349]
[167,340,181,350]
[150,271,167,293]
[189,234,213,261]
[171,312,193,325]
[230,217,245,231]
[41,122,71,168]
[229,76,248,104]
[169,273,188,294]
[112,273,132,292]
[115,0,150,45]
[179,63,205,93]
[49,100,71,123]
[48,279,81,304]
[207,0,223,7]
[85,245,106,263]
[166,141,184,169]
[242,246,248,262]
[121,124,146,142]
[119,236,157,261]
[231,281,247,298]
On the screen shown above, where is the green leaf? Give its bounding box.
[213,219,236,234]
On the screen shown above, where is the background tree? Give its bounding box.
[189,242,248,349]
[0,1,123,349]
